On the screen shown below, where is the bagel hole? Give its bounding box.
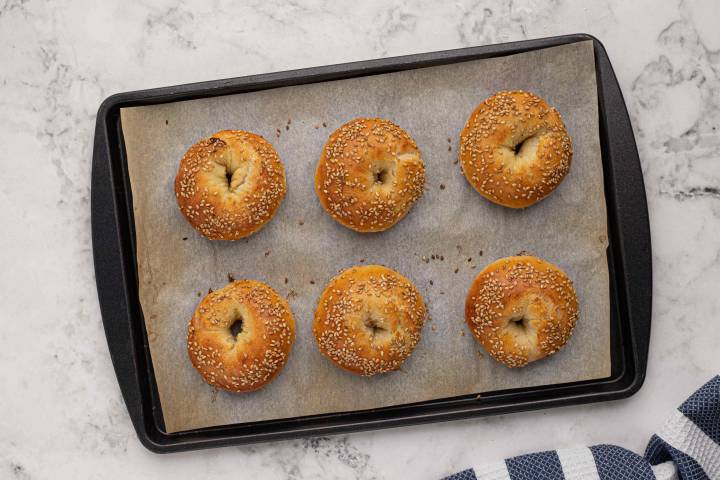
[374,168,389,185]
[224,161,250,191]
[363,316,389,342]
[511,133,543,162]
[230,316,244,337]
[510,316,527,330]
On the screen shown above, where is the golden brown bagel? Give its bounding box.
[465,255,579,368]
[459,91,573,208]
[187,280,295,392]
[315,118,425,232]
[175,130,286,240]
[313,264,427,376]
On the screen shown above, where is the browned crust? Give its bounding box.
[313,264,427,376]
[464,255,579,368]
[187,280,295,392]
[458,91,573,208]
[175,130,286,240]
[314,118,425,232]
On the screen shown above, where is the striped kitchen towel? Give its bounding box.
[443,376,719,480]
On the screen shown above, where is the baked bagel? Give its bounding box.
[175,130,286,240]
[315,118,425,232]
[187,280,295,392]
[465,255,579,368]
[459,91,572,208]
[313,265,427,376]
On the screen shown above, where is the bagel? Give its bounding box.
[465,255,579,367]
[187,280,295,392]
[315,118,425,232]
[175,130,286,240]
[459,90,572,208]
[313,264,427,376]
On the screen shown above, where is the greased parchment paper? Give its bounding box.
[121,41,610,433]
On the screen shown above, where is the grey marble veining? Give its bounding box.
[1,1,718,479]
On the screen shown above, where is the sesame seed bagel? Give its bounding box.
[315,118,425,232]
[465,255,579,368]
[459,91,573,208]
[187,280,295,392]
[313,265,427,376]
[175,130,286,240]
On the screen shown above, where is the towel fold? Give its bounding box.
[443,376,719,480]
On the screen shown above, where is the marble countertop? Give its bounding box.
[2,0,719,478]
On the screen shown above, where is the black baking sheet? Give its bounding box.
[91,33,651,452]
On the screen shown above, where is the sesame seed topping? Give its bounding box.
[174,130,287,240]
[187,280,296,393]
[465,255,579,368]
[313,265,427,376]
[458,90,573,208]
[314,118,426,233]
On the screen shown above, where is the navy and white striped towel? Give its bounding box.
[443,375,719,480]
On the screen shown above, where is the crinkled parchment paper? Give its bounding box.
[120,41,610,433]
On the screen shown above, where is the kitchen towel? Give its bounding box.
[443,375,719,480]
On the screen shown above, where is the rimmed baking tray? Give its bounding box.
[91,33,651,453]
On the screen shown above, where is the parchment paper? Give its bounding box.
[121,41,610,433]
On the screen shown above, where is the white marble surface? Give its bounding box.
[1,0,718,478]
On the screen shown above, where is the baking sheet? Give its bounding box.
[121,40,610,434]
